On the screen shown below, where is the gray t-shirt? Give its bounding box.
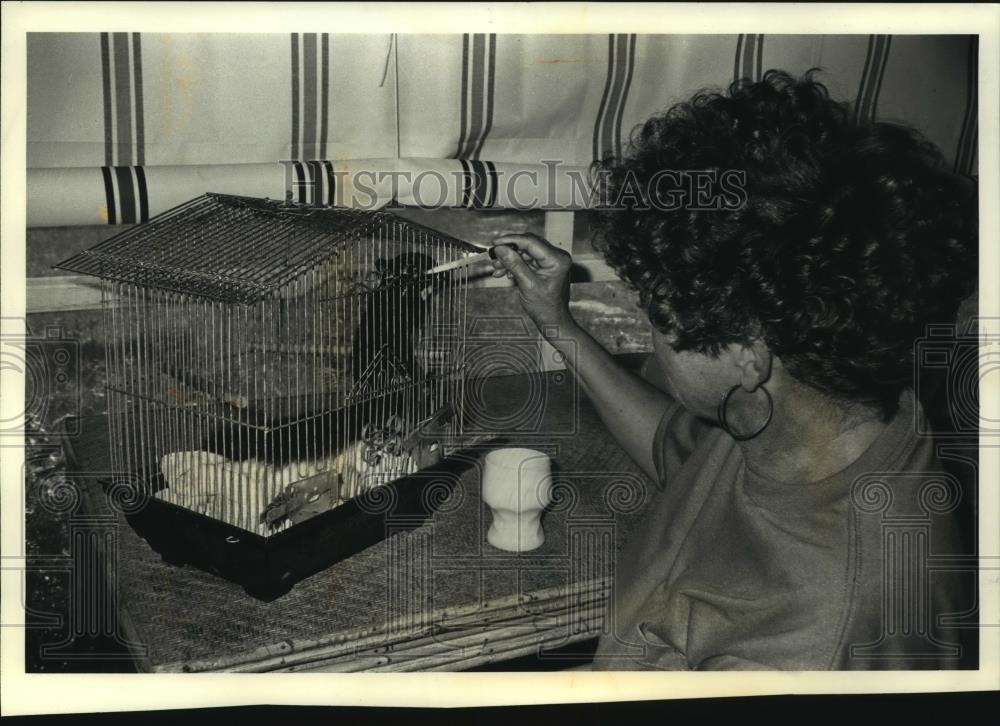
[592,389,970,670]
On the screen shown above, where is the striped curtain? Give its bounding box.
[26,33,978,226]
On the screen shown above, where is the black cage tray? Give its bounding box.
[112,454,476,602]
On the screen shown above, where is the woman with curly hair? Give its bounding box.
[484,70,976,670]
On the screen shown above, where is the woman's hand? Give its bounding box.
[474,233,668,481]
[488,234,574,331]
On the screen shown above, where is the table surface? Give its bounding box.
[64,371,655,672]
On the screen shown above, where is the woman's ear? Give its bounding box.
[737,340,772,392]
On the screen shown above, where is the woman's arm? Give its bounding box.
[488,235,670,480]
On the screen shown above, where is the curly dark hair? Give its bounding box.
[592,69,977,418]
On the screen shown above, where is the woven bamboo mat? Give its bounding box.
[67,372,654,671]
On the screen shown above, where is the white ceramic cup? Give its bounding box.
[481,448,553,552]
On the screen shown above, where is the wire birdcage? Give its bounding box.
[58,193,478,537]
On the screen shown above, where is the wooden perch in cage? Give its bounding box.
[248,342,351,356]
[159,360,249,409]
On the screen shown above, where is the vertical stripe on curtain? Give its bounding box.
[290,33,335,206]
[593,34,637,163]
[734,34,765,83]
[453,33,497,161]
[954,35,979,176]
[291,32,331,163]
[855,34,892,122]
[457,159,500,208]
[451,34,499,208]
[100,32,148,223]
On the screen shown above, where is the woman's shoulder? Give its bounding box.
[833,390,973,669]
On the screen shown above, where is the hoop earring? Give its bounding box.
[717,384,773,441]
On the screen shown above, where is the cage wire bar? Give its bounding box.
[66,193,475,536]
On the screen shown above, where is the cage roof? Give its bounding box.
[55,193,479,304]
